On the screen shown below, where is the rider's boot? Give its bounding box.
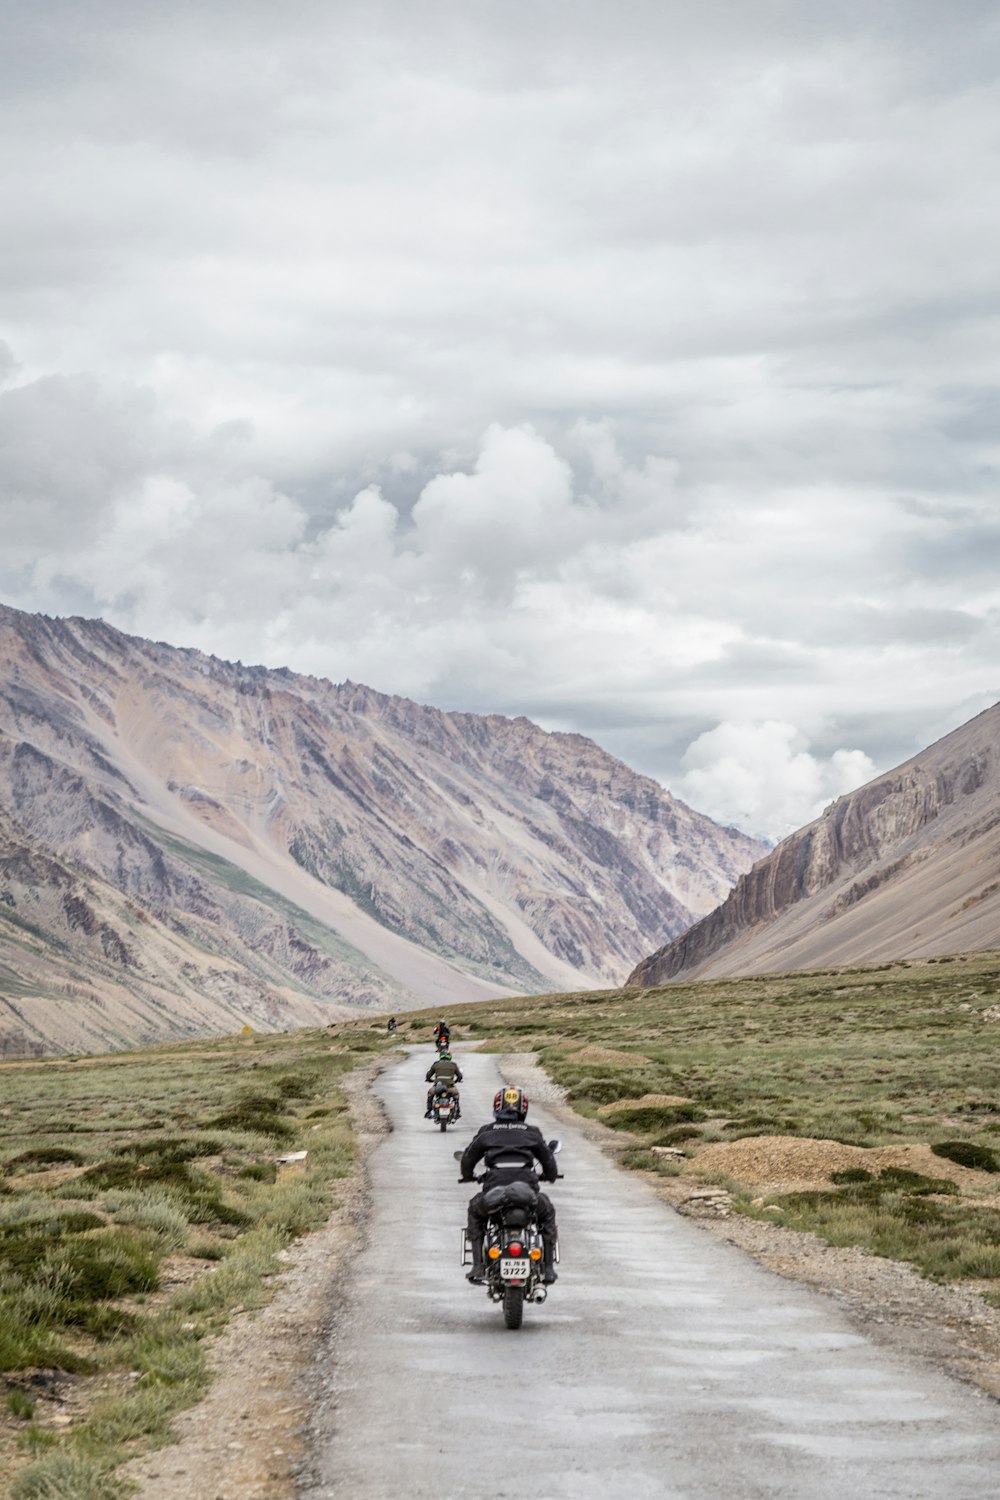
[466,1239,485,1284]
[542,1235,558,1284]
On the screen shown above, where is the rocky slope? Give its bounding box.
[629,702,1000,985]
[0,604,763,1050]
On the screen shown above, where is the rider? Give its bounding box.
[425,1050,463,1117]
[459,1086,558,1285]
[433,1018,450,1049]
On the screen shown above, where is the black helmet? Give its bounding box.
[493,1085,528,1121]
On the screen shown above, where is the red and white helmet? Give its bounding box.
[493,1086,528,1120]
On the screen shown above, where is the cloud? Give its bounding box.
[1,359,995,847]
[677,722,878,840]
[1,4,999,838]
[411,424,577,593]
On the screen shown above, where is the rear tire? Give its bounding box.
[439,1119,447,1132]
[502,1286,524,1329]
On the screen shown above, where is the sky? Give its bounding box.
[2,0,999,840]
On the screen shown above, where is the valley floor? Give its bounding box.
[125,1046,1000,1499]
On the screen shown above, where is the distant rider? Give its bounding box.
[433,1018,451,1049]
[425,1051,463,1117]
[459,1086,558,1285]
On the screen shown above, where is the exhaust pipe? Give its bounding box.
[533,1287,547,1304]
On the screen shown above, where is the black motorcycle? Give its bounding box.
[456,1143,561,1329]
[430,1084,460,1131]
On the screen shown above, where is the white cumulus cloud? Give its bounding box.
[678,722,879,840]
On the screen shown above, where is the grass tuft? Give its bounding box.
[11,1450,131,1500]
[3,1148,87,1175]
[931,1140,1000,1172]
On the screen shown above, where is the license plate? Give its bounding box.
[500,1259,530,1281]
[438,1105,451,1114]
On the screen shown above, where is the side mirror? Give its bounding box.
[453,1150,464,1162]
[548,1139,561,1154]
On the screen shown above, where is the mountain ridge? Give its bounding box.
[628,701,1000,985]
[0,603,764,1051]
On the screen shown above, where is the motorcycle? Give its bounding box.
[430,1085,460,1131]
[455,1142,562,1330]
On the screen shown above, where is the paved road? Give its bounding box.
[302,1048,1000,1499]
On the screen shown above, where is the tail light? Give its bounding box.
[508,1242,522,1256]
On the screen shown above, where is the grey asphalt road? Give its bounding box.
[301,1047,1000,1499]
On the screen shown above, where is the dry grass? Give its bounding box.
[0,1022,371,1497]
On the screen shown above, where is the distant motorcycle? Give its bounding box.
[431,1085,460,1131]
[456,1143,562,1329]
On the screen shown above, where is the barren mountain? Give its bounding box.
[629,702,1000,986]
[0,604,763,1051]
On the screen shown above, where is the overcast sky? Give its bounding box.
[2,0,999,839]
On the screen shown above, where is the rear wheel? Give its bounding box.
[439,1118,448,1132]
[502,1286,524,1329]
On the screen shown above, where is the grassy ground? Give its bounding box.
[4,947,1000,1493]
[396,949,1000,1295]
[0,1023,383,1498]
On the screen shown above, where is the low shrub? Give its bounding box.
[652,1124,703,1145]
[109,1194,189,1250]
[209,1096,294,1141]
[11,1449,130,1500]
[931,1140,1000,1173]
[236,1162,277,1183]
[565,1073,655,1108]
[0,1307,79,1375]
[0,1210,104,1242]
[44,1229,161,1311]
[604,1103,706,1134]
[7,1388,35,1419]
[115,1136,224,1164]
[725,1115,802,1135]
[3,1147,87,1174]
[782,1168,957,1210]
[617,1147,660,1171]
[274,1074,310,1099]
[82,1159,250,1229]
[766,1184,1000,1282]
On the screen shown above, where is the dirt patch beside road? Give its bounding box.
[689,1133,995,1193]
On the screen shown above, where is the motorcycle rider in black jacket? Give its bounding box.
[459,1086,558,1285]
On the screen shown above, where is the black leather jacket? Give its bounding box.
[460,1119,557,1189]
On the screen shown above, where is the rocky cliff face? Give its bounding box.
[0,604,763,1050]
[629,702,1000,985]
